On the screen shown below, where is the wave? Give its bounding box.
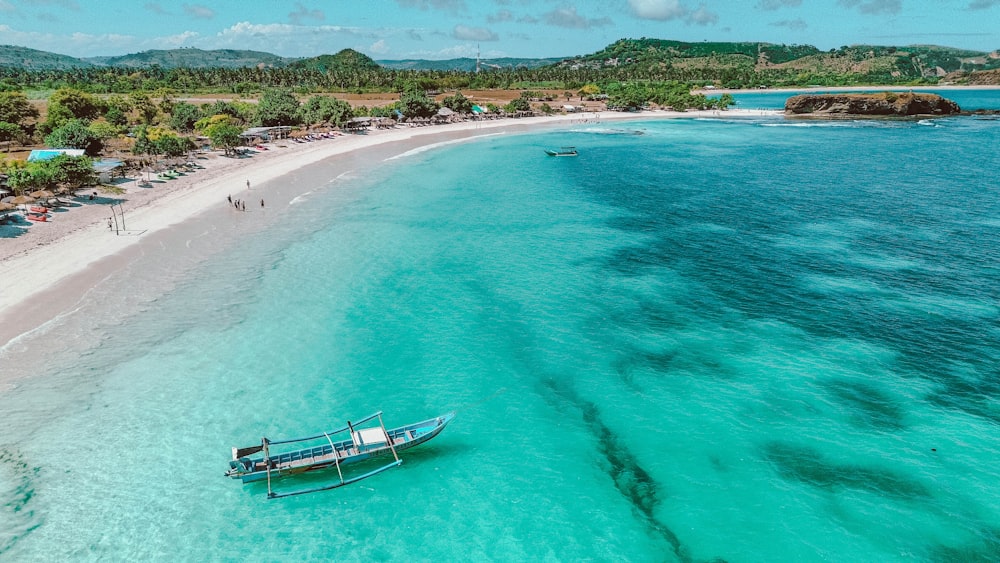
[760,119,915,129]
[577,127,646,136]
[288,192,313,206]
[384,132,506,161]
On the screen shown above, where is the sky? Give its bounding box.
[0,0,998,60]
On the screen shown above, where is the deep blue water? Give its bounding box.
[1,104,999,561]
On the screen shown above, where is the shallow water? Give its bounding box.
[2,108,999,561]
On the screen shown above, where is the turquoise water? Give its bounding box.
[2,106,999,561]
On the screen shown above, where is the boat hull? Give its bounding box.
[227,412,454,484]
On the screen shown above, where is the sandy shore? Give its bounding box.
[0,108,777,355]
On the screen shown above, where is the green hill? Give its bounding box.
[1,40,997,88]
[87,48,294,68]
[554,38,1000,85]
[289,49,381,72]
[0,45,94,70]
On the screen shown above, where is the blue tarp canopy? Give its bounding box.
[27,149,85,162]
[93,159,123,173]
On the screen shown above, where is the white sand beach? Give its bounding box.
[0,108,777,360]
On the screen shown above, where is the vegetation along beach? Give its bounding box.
[1,1,999,560]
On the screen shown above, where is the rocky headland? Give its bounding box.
[784,92,962,117]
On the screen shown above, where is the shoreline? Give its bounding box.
[0,108,780,369]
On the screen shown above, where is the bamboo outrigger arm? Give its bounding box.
[263,438,272,498]
[266,460,402,499]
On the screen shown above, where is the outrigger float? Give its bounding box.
[226,411,455,499]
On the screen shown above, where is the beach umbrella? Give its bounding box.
[10,195,35,205]
[29,189,55,198]
[0,202,15,211]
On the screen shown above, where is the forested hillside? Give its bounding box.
[87,48,293,69]
[0,40,998,96]
[556,39,1000,87]
[0,45,94,70]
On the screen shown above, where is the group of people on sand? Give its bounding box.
[227,193,263,211]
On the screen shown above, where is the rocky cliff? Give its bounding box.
[784,92,961,116]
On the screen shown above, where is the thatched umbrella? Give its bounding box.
[0,201,15,211]
[10,194,35,211]
[29,189,55,199]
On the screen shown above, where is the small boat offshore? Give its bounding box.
[226,411,455,499]
[544,146,578,156]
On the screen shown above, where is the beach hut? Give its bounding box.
[93,159,124,183]
[240,126,293,144]
[344,117,373,132]
[433,107,457,124]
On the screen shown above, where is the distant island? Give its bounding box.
[785,92,962,117]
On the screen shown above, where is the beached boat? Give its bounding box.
[226,411,455,498]
[545,147,578,157]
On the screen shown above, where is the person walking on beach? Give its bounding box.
[227,194,232,204]
[246,179,250,190]
[260,199,264,208]
[241,201,246,211]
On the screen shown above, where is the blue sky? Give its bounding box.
[0,0,997,60]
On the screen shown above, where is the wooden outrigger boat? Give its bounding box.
[226,411,455,499]
[544,146,578,157]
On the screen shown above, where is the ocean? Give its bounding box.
[1,91,999,561]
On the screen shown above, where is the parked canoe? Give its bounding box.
[226,411,455,498]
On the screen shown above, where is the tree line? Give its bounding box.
[0,77,735,196]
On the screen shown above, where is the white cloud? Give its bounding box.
[687,4,718,25]
[0,25,139,56]
[208,22,391,56]
[629,0,687,21]
[837,0,902,15]
[289,3,324,25]
[771,18,808,31]
[31,0,79,10]
[487,9,513,23]
[183,3,214,20]
[543,6,613,29]
[161,30,201,47]
[369,39,390,54]
[401,43,479,59]
[758,0,802,10]
[453,25,498,41]
[0,1,17,12]
[395,0,466,12]
[143,2,168,15]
